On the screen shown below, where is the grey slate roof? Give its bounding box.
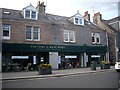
[102,19,118,32]
[1,8,103,31]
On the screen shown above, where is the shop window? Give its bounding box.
[2,24,11,40]
[64,30,75,43]
[26,26,40,41]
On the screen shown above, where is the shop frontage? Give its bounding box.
[2,43,108,72]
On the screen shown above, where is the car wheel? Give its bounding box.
[116,69,120,72]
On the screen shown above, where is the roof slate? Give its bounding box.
[1,8,103,30]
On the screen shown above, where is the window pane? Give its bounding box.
[33,27,40,40]
[96,33,100,44]
[79,19,82,24]
[64,30,69,42]
[69,31,75,42]
[92,33,96,44]
[26,26,32,39]
[25,10,30,18]
[92,36,95,42]
[75,18,78,24]
[96,38,99,43]
[3,24,10,37]
[31,11,36,19]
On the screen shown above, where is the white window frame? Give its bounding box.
[33,27,40,41]
[64,30,69,42]
[74,17,84,26]
[26,26,40,41]
[69,30,75,43]
[92,33,96,44]
[26,26,32,41]
[96,33,101,44]
[24,10,38,20]
[64,30,75,43]
[92,33,101,44]
[2,24,11,40]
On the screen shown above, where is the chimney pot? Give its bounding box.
[36,1,46,14]
[83,11,90,21]
[84,11,88,16]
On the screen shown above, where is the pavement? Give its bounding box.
[1,66,115,81]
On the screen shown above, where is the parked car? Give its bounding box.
[115,61,120,72]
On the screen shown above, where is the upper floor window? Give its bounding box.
[25,10,30,18]
[26,26,40,41]
[31,11,36,19]
[92,33,101,44]
[2,24,11,40]
[23,4,38,20]
[24,10,38,20]
[64,30,75,43]
[74,17,84,26]
[26,26,32,40]
[33,27,40,41]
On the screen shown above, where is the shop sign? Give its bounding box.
[12,56,29,59]
[91,55,100,58]
[65,56,77,58]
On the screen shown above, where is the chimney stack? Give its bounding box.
[93,12,102,25]
[83,11,90,21]
[36,1,46,14]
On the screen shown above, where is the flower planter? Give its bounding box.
[101,64,110,69]
[38,68,52,75]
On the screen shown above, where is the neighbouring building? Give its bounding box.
[107,16,120,61]
[1,1,108,72]
[93,12,118,64]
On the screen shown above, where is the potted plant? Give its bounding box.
[100,61,110,69]
[38,64,52,75]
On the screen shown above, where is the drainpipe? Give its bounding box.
[105,30,109,63]
[115,32,118,61]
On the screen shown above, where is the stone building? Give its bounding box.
[93,12,118,64]
[1,1,108,71]
[107,16,120,61]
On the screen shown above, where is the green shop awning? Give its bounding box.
[2,43,108,53]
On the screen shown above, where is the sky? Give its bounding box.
[0,0,119,20]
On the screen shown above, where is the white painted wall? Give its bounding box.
[49,52,58,69]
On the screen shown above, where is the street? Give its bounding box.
[2,70,120,88]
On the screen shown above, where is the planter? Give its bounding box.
[101,64,110,69]
[38,68,52,75]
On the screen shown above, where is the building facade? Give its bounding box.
[107,16,120,61]
[1,1,108,71]
[93,12,118,64]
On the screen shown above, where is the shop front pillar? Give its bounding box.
[84,53,88,67]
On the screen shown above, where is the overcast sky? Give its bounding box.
[0,0,119,20]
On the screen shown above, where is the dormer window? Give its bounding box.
[24,10,37,20]
[31,11,36,19]
[22,4,38,20]
[25,10,30,18]
[68,12,84,26]
[74,17,84,25]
